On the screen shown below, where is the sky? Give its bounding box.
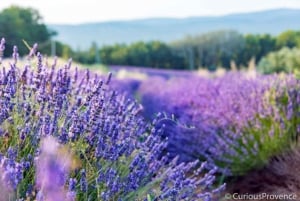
[1,0,300,24]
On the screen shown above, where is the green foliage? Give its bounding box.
[171,30,245,70]
[98,41,185,69]
[170,30,280,70]
[276,30,300,49]
[94,30,298,70]
[73,42,101,64]
[258,47,300,74]
[0,6,54,56]
[236,34,276,66]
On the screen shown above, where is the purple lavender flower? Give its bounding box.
[66,178,77,201]
[80,169,87,192]
[36,137,72,201]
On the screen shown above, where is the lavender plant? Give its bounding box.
[139,74,272,164]
[0,38,224,201]
[139,71,300,176]
[211,75,300,175]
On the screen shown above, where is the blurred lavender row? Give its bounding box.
[109,67,300,175]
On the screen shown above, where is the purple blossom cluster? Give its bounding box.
[35,137,72,201]
[0,38,224,200]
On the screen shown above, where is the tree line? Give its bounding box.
[75,29,300,71]
[1,6,300,71]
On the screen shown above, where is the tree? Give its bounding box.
[171,30,245,70]
[259,34,276,59]
[237,34,276,66]
[258,47,300,74]
[0,6,55,56]
[97,41,185,69]
[276,30,300,49]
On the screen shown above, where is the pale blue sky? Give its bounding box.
[1,0,300,24]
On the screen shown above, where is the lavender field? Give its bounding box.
[1,38,300,201]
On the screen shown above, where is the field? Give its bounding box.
[0,40,300,201]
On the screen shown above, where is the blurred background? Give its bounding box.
[0,0,300,74]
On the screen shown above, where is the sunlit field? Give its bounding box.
[1,1,300,201]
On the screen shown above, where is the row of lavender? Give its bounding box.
[0,38,225,200]
[125,71,300,176]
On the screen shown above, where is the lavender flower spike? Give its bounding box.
[36,136,73,201]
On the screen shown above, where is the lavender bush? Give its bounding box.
[0,38,224,201]
[213,75,300,175]
[139,72,300,175]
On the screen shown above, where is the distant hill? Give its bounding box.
[48,8,300,49]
